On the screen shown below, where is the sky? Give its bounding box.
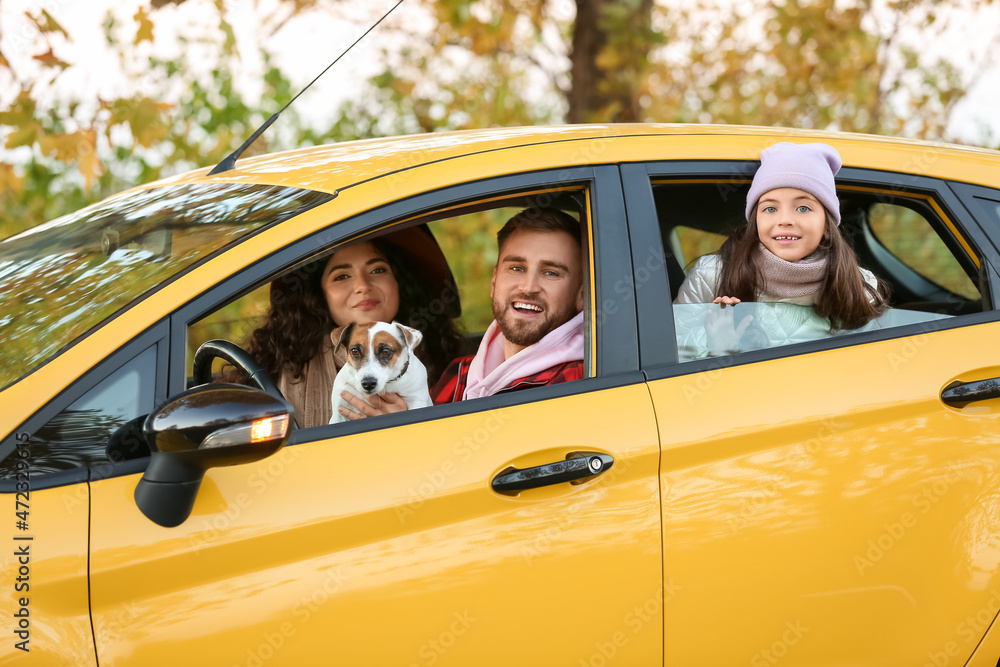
[2,0,1000,153]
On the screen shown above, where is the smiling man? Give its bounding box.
[432,208,586,403]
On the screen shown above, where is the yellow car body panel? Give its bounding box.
[0,486,95,665]
[146,124,1000,193]
[89,385,662,665]
[2,124,999,663]
[653,320,1000,665]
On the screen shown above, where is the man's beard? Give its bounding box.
[492,294,576,348]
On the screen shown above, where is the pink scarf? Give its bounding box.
[756,243,828,299]
[463,311,585,400]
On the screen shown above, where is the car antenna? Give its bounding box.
[208,0,405,175]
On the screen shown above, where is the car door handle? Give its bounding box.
[942,377,1000,405]
[492,452,614,494]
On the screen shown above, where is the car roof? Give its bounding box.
[136,124,1000,195]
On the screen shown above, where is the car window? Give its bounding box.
[868,202,979,299]
[186,187,594,426]
[651,179,984,361]
[0,345,157,478]
[674,302,952,361]
[670,225,726,271]
[0,183,333,390]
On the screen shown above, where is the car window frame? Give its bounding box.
[0,320,169,492]
[620,160,1000,381]
[159,165,642,450]
[948,180,1000,264]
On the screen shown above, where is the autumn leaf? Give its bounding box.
[0,91,42,149]
[75,130,102,189]
[28,9,69,38]
[33,129,102,189]
[0,163,24,200]
[134,7,155,45]
[102,96,173,148]
[33,47,70,70]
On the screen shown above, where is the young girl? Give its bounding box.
[674,141,887,330]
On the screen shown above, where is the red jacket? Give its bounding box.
[431,355,585,404]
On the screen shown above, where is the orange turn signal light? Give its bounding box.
[251,414,290,443]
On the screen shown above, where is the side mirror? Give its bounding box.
[134,383,292,527]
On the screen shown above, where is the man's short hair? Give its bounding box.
[496,208,582,255]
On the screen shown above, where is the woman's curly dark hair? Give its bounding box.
[245,238,464,387]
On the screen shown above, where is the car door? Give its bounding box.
[624,159,1000,665]
[0,182,331,665]
[87,166,664,665]
[0,322,171,666]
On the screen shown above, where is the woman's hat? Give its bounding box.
[377,224,461,319]
[746,142,842,225]
[269,224,460,319]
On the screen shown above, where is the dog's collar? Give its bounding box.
[389,356,409,383]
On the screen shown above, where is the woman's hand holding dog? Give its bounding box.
[338,390,409,421]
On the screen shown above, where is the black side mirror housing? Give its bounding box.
[134,383,292,527]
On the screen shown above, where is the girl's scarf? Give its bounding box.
[755,243,828,299]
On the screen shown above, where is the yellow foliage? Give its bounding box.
[0,164,24,200]
[0,92,42,150]
[27,9,68,38]
[38,130,103,190]
[32,48,70,70]
[134,7,155,45]
[102,97,173,148]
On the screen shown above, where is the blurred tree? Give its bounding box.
[1,0,996,240]
[645,0,987,138]
[0,3,323,238]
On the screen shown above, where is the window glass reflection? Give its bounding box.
[0,183,332,388]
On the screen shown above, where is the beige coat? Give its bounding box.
[278,338,346,428]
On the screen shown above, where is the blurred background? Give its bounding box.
[2,0,999,239]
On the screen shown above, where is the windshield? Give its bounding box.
[673,302,953,361]
[0,182,333,388]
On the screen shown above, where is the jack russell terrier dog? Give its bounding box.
[329,321,432,423]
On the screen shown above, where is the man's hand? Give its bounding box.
[338,391,409,421]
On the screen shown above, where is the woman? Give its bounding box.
[245,226,464,427]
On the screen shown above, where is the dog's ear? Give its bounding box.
[392,321,423,349]
[331,323,355,352]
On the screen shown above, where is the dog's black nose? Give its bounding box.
[361,377,377,392]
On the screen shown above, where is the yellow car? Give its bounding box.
[2,124,1000,666]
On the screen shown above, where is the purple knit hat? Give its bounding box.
[745,142,842,225]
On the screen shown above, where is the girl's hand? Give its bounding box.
[338,391,409,420]
[712,296,741,307]
[705,303,754,356]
